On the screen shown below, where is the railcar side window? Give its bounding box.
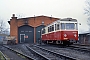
[44,29,45,33]
[42,28,45,34]
[55,24,56,31]
[61,23,65,29]
[57,24,59,30]
[50,26,52,32]
[48,27,49,32]
[52,25,54,31]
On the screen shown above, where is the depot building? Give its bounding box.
[8,14,59,44]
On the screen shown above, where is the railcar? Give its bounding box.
[41,18,78,45]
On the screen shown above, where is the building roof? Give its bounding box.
[8,15,60,24]
[18,15,60,20]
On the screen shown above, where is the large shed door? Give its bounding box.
[18,25,34,43]
[36,25,45,43]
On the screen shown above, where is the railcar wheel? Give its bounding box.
[46,41,48,44]
[56,41,59,44]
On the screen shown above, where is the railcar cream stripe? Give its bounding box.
[42,30,78,35]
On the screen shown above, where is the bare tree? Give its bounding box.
[84,0,90,31]
[0,20,9,34]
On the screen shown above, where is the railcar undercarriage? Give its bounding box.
[41,40,77,45]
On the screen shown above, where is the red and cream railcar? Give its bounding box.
[41,18,78,45]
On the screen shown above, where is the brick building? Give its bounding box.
[8,14,60,44]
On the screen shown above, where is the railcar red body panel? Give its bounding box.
[41,30,78,41]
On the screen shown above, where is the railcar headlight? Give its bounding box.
[74,34,77,37]
[64,34,67,37]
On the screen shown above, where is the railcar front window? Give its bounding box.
[66,23,75,29]
[61,23,65,29]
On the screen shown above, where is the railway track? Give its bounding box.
[68,45,90,54]
[26,44,76,60]
[45,43,90,54]
[3,44,90,60]
[37,44,90,60]
[2,45,34,60]
[8,44,46,60]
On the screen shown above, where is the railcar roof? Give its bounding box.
[42,18,77,29]
[60,18,77,22]
[48,18,77,25]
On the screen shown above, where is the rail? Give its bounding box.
[69,45,90,52]
[0,51,7,60]
[3,45,34,60]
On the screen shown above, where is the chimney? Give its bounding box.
[11,14,17,20]
[12,14,15,17]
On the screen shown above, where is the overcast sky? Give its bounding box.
[0,0,88,33]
